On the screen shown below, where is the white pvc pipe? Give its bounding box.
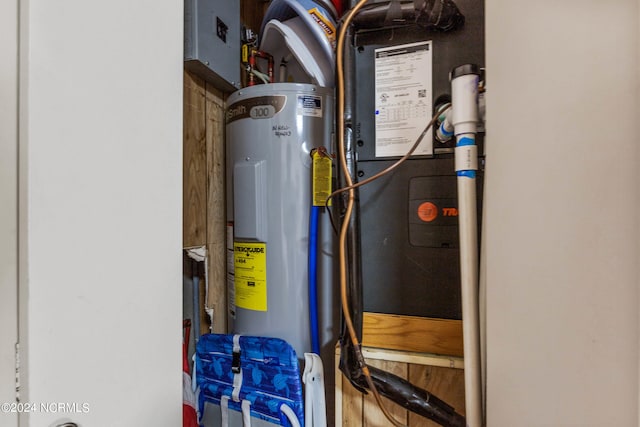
[457,171,482,427]
[451,66,483,427]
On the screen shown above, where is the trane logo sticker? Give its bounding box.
[417,202,438,222]
[442,207,458,217]
[226,95,286,124]
[417,202,458,223]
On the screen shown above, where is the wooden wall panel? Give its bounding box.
[184,70,228,334]
[183,71,207,247]
[340,371,364,427]
[363,359,408,427]
[205,82,227,333]
[240,0,270,35]
[408,365,466,427]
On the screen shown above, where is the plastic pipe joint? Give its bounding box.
[450,64,480,137]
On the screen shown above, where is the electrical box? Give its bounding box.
[184,0,241,92]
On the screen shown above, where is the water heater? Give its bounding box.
[226,83,334,357]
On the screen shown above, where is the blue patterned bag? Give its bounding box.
[195,334,304,427]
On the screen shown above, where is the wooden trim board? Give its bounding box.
[361,347,463,369]
[204,82,227,333]
[183,71,207,248]
[362,312,463,357]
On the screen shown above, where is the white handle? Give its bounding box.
[280,404,301,427]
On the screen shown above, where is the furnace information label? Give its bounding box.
[374,41,433,157]
[234,242,267,311]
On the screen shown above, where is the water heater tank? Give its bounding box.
[226,83,334,357]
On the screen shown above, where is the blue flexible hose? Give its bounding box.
[309,205,321,354]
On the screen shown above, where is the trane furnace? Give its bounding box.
[349,0,485,323]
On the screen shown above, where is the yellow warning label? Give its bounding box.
[241,44,248,63]
[308,8,336,45]
[312,150,332,207]
[234,242,267,311]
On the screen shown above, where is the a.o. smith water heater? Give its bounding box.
[226,83,334,357]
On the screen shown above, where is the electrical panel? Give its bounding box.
[352,0,484,320]
[184,0,241,92]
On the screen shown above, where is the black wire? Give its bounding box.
[326,195,339,236]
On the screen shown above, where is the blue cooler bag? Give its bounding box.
[195,334,304,427]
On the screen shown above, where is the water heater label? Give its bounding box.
[234,242,267,311]
[226,96,286,124]
[374,41,433,157]
[297,95,322,117]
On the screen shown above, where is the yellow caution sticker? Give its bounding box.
[312,150,332,207]
[241,44,248,63]
[234,242,267,311]
[308,8,336,45]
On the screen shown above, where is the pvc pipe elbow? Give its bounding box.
[436,110,454,143]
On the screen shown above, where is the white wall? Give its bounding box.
[485,1,639,426]
[0,1,18,426]
[18,0,183,426]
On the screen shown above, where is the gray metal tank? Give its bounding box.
[226,83,334,357]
